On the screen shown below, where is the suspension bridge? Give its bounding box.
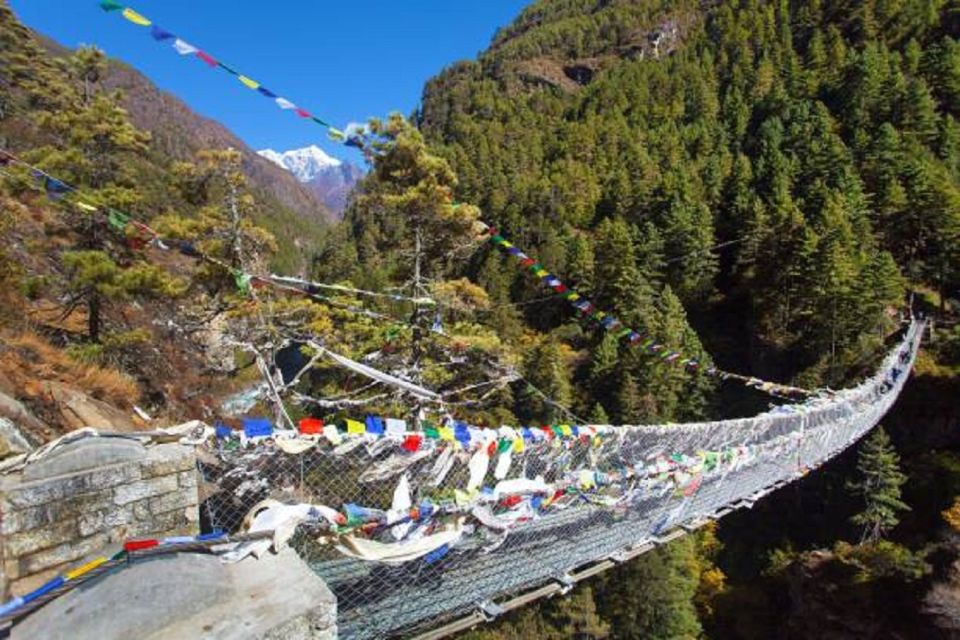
[193,320,923,639]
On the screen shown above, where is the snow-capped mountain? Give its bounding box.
[257,145,363,216]
[258,145,341,182]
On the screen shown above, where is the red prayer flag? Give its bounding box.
[195,50,218,67]
[402,434,422,452]
[486,440,497,457]
[295,108,312,118]
[299,417,324,435]
[500,495,522,508]
[124,539,159,551]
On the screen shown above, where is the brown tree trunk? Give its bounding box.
[88,291,101,343]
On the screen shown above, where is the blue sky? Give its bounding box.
[9,0,527,162]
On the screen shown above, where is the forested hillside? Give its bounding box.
[417,0,958,388]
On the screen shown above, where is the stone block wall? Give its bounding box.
[0,442,199,598]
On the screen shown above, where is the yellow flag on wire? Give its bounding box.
[238,75,259,90]
[75,202,97,212]
[122,8,151,26]
[346,419,365,435]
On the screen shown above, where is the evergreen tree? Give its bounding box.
[596,537,703,640]
[61,251,184,342]
[848,427,910,543]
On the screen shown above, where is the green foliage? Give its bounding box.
[596,536,703,640]
[848,427,910,543]
[832,539,930,582]
[61,250,185,341]
[415,0,959,388]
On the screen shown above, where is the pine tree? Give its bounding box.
[596,537,703,640]
[61,251,184,342]
[848,427,910,543]
[519,338,573,424]
[157,148,278,292]
[541,585,610,640]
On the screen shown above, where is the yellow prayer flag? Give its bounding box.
[501,240,513,248]
[534,269,548,277]
[65,557,107,580]
[122,8,152,26]
[559,424,573,437]
[76,202,97,212]
[568,293,581,301]
[512,437,524,453]
[238,75,260,90]
[438,426,455,442]
[346,419,365,435]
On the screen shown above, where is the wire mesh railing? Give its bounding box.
[197,320,923,639]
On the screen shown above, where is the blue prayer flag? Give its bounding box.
[242,417,272,438]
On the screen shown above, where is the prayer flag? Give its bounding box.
[75,202,97,212]
[233,271,251,294]
[217,62,239,75]
[238,75,259,90]
[257,86,278,99]
[276,98,297,110]
[346,419,365,435]
[196,50,218,67]
[122,8,151,26]
[385,418,406,437]
[454,422,470,446]
[365,415,384,436]
[323,424,342,445]
[150,25,175,41]
[311,116,330,127]
[177,240,200,258]
[294,108,312,118]
[106,209,130,232]
[43,176,71,200]
[299,417,323,435]
[172,39,198,55]
[242,417,272,438]
[402,434,422,452]
[99,0,123,11]
[438,426,455,442]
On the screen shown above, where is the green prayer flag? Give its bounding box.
[233,271,252,294]
[497,439,511,454]
[217,62,239,75]
[107,209,130,232]
[424,426,439,439]
[99,0,123,11]
[491,235,505,244]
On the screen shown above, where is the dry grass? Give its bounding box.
[3,331,140,407]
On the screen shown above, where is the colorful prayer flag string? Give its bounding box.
[98,2,347,145]
[479,222,812,400]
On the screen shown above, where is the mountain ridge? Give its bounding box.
[257,145,364,216]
